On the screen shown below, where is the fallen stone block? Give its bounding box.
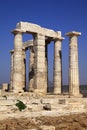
[43,103,51,111]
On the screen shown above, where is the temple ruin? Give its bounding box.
[7,22,82,97]
[1,22,87,122]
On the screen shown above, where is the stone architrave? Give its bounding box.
[53,32,64,94]
[16,22,62,38]
[12,29,24,93]
[34,34,47,94]
[9,50,14,91]
[29,46,35,92]
[66,31,81,96]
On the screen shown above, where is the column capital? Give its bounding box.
[54,36,64,42]
[66,31,81,37]
[11,29,23,34]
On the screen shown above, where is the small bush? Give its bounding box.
[16,100,26,111]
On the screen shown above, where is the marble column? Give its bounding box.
[53,37,63,94]
[29,46,35,92]
[45,44,48,92]
[12,29,24,93]
[66,31,81,96]
[9,49,14,91]
[22,48,26,91]
[34,34,47,94]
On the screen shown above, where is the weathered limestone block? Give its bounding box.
[43,103,51,110]
[0,99,15,105]
[0,96,7,99]
[36,52,46,58]
[0,106,8,112]
[41,98,59,104]
[35,46,45,51]
[68,98,83,104]
[2,83,8,91]
[6,95,16,100]
[66,31,81,97]
[37,62,46,69]
[35,56,46,63]
[69,104,84,112]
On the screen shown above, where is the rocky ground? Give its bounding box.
[0,113,87,130]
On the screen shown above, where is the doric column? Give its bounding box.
[34,34,47,94]
[45,44,48,92]
[29,46,35,92]
[53,36,63,94]
[22,48,26,91]
[12,29,24,93]
[66,31,81,97]
[9,50,14,91]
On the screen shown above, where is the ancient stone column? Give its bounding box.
[9,50,14,91]
[34,34,47,94]
[29,46,35,92]
[66,31,81,96]
[53,36,63,94]
[22,48,26,91]
[45,44,48,92]
[12,29,24,93]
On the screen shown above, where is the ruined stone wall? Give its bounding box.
[0,94,87,121]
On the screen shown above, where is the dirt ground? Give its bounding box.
[0,113,87,130]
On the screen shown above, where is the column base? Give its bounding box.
[13,89,24,93]
[29,88,35,92]
[53,88,61,95]
[69,93,83,98]
[34,89,47,96]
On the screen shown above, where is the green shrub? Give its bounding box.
[16,100,26,111]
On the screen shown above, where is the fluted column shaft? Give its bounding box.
[45,44,48,92]
[9,50,14,91]
[29,46,35,91]
[66,31,81,96]
[12,30,24,92]
[22,48,26,91]
[53,38,62,94]
[34,34,47,94]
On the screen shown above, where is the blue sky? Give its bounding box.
[0,0,87,85]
